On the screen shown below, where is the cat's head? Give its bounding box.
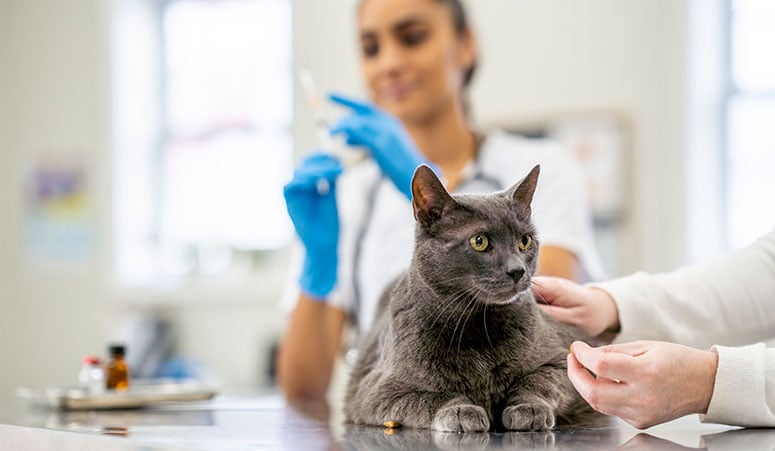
[410,165,540,305]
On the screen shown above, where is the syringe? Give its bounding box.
[297,69,366,167]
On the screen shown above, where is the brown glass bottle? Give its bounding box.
[105,345,129,390]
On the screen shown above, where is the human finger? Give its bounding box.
[329,92,373,114]
[570,341,639,382]
[537,303,580,327]
[329,115,376,148]
[329,119,358,140]
[595,341,651,357]
[531,276,572,307]
[285,154,343,191]
[300,153,343,176]
[566,353,627,416]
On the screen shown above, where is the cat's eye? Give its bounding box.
[469,234,489,252]
[518,235,532,252]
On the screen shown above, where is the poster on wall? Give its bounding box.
[22,154,95,263]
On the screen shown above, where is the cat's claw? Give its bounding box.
[502,403,556,431]
[432,404,490,432]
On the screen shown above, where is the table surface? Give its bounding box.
[1,393,773,450]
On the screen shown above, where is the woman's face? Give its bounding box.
[357,0,475,123]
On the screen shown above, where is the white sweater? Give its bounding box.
[594,230,775,427]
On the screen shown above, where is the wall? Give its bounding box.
[0,0,14,397]
[0,0,108,398]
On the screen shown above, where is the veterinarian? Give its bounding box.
[533,228,775,429]
[277,0,604,401]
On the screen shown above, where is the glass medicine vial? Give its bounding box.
[105,344,130,391]
[78,355,105,394]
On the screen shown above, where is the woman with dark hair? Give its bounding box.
[278,0,604,401]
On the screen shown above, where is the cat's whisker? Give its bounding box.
[449,295,478,353]
[453,285,489,353]
[530,281,549,305]
[483,303,494,348]
[428,288,469,329]
[443,292,472,341]
[454,301,474,353]
[429,290,475,349]
[456,297,479,354]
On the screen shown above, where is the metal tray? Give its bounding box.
[16,381,217,410]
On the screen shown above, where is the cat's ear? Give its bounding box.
[411,165,457,231]
[508,164,540,219]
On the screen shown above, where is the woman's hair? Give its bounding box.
[437,0,477,88]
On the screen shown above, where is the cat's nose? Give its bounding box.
[506,268,525,283]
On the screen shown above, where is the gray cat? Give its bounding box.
[344,164,597,432]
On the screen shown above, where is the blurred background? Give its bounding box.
[0,0,773,399]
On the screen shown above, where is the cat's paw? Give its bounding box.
[502,402,556,431]
[432,404,490,432]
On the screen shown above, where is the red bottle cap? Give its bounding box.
[82,355,101,365]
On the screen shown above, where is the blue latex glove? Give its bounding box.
[329,92,429,200]
[283,153,343,300]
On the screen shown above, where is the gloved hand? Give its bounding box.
[283,153,343,300]
[329,92,430,200]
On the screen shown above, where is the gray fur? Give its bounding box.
[344,164,596,432]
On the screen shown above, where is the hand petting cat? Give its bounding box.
[532,276,620,338]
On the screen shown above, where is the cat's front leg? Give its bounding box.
[349,379,489,432]
[502,399,555,431]
[432,396,490,432]
[502,364,574,431]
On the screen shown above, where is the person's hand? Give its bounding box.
[568,340,719,429]
[283,153,343,300]
[532,276,620,338]
[329,92,429,200]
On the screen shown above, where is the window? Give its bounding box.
[725,0,775,248]
[112,0,293,286]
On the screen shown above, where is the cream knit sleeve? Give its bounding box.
[703,343,775,427]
